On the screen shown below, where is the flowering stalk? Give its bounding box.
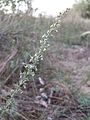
[0,15,61,119]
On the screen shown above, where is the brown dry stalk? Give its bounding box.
[0,48,17,75]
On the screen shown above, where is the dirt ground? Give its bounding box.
[48,44,90,95]
[0,44,90,120]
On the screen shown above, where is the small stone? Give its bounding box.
[39,88,44,92]
[38,77,45,85]
[47,117,52,120]
[41,93,48,99]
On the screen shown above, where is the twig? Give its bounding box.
[13,111,29,120]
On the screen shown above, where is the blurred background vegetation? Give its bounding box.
[0,0,90,95]
[0,0,90,119]
[0,0,90,94]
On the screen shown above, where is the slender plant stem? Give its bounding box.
[0,14,61,119]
